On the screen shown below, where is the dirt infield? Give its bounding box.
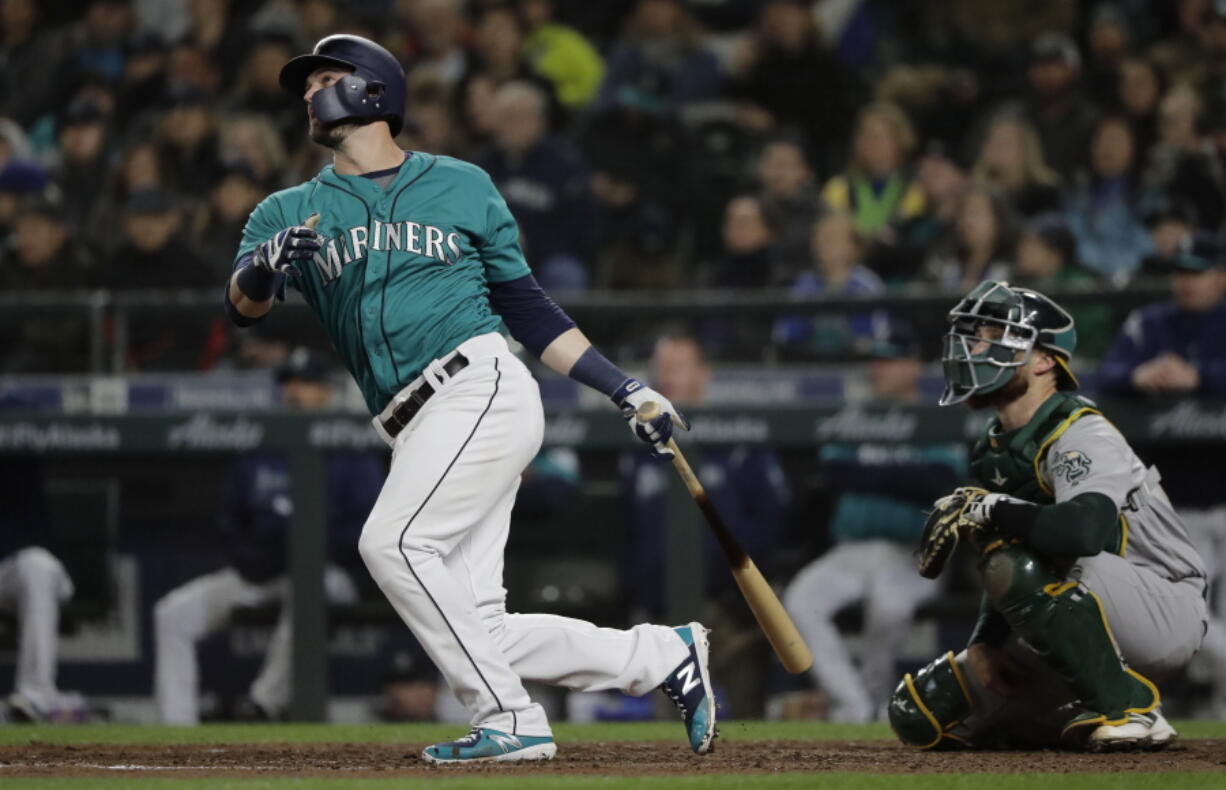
[1,740,1224,778]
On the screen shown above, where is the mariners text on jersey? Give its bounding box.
[313,220,465,282]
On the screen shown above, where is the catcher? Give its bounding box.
[892,281,1207,751]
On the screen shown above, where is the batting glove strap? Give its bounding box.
[253,226,322,274]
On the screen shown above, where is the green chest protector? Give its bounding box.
[969,392,1101,503]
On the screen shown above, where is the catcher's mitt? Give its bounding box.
[917,487,988,579]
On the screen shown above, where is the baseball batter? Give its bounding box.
[891,281,1207,751]
[223,35,716,763]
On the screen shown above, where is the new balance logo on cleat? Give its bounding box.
[487,732,523,753]
[660,622,719,755]
[676,661,701,695]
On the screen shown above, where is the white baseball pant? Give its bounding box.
[784,539,936,722]
[359,332,687,738]
[0,546,74,713]
[154,565,356,724]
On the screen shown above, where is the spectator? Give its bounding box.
[0,199,96,372]
[401,0,472,90]
[0,0,69,126]
[593,0,722,117]
[1063,115,1152,283]
[1084,4,1132,106]
[1138,197,1197,278]
[773,212,885,358]
[922,184,1013,293]
[155,83,222,201]
[182,0,247,88]
[517,0,605,111]
[1023,32,1099,176]
[1168,95,1226,230]
[460,4,560,129]
[880,145,968,283]
[64,0,132,88]
[192,160,264,278]
[820,102,925,237]
[217,115,288,190]
[1149,0,1214,89]
[0,456,84,723]
[755,134,821,280]
[1099,232,1226,396]
[87,140,164,254]
[1012,213,1112,360]
[0,156,50,247]
[472,81,596,290]
[53,97,111,234]
[783,322,964,722]
[114,32,169,133]
[1142,83,1202,193]
[228,33,302,151]
[709,195,776,288]
[103,189,211,289]
[154,351,383,724]
[1116,56,1165,159]
[730,0,853,173]
[970,113,1062,218]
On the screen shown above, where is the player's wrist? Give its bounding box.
[567,346,634,401]
[235,261,283,302]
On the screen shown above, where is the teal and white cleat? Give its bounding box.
[421,728,557,764]
[660,622,718,754]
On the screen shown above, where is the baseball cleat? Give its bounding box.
[421,727,556,764]
[660,622,718,755]
[1087,710,1177,752]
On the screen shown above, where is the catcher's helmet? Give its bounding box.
[279,34,406,136]
[939,280,1078,406]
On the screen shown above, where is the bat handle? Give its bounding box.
[635,401,700,497]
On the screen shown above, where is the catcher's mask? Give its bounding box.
[939,280,1078,406]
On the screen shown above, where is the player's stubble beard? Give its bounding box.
[966,371,1029,412]
[309,118,357,148]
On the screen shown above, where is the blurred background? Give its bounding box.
[1,0,1225,727]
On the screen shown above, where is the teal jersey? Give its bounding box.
[821,443,967,544]
[236,153,531,415]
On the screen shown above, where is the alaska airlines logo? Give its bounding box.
[313,221,463,283]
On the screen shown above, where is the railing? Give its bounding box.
[0,281,1172,372]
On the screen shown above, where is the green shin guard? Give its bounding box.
[888,652,975,749]
[980,546,1159,735]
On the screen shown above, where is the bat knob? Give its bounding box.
[635,401,662,421]
[303,213,321,229]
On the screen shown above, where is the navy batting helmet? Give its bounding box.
[279,34,406,136]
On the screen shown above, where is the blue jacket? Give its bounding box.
[472,138,597,270]
[1063,177,1153,282]
[622,446,790,616]
[219,453,384,583]
[1097,299,1226,396]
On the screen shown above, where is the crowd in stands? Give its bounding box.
[2,0,1226,373]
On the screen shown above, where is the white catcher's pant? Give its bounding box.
[0,547,74,712]
[784,540,936,722]
[154,565,356,725]
[359,333,687,737]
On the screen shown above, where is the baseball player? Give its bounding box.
[892,281,1207,751]
[223,35,715,763]
[153,351,380,724]
[0,456,84,723]
[784,323,964,722]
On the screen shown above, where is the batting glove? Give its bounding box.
[611,379,690,459]
[252,222,322,274]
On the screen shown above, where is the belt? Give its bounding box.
[379,352,469,439]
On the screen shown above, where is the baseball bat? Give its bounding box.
[636,402,813,674]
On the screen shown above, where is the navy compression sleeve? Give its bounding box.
[487,274,576,356]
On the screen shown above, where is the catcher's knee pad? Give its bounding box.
[888,651,974,750]
[979,544,1056,610]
